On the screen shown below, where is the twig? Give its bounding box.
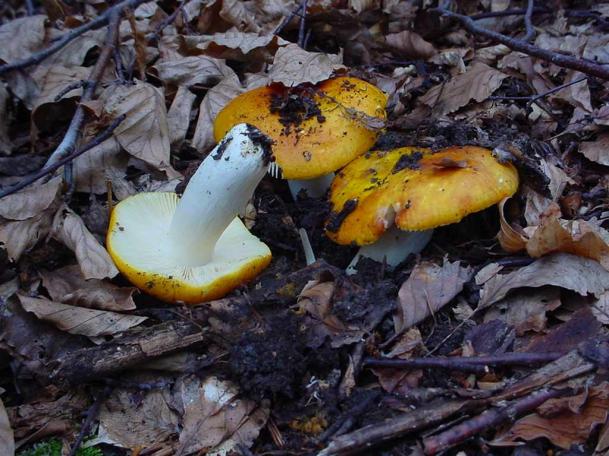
[147,1,185,42]
[0,115,125,199]
[0,0,148,76]
[523,0,535,41]
[363,352,562,373]
[25,0,35,15]
[490,76,588,105]
[318,390,381,443]
[43,10,121,170]
[274,2,305,35]
[68,386,113,456]
[471,6,548,20]
[298,0,308,48]
[422,387,571,455]
[54,80,87,102]
[435,6,609,80]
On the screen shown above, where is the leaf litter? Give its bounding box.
[1,1,609,455]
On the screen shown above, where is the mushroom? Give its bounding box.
[213,76,387,198]
[106,124,273,304]
[325,146,519,273]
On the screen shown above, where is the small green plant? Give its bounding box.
[17,438,103,456]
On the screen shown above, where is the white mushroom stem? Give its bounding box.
[346,227,433,275]
[169,124,270,266]
[287,174,335,199]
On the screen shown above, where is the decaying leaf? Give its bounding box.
[0,176,61,220]
[0,397,14,456]
[385,30,436,59]
[268,44,345,86]
[167,86,197,147]
[51,205,118,280]
[154,55,231,87]
[0,15,46,64]
[187,31,289,61]
[40,265,137,311]
[175,375,270,455]
[419,61,507,116]
[592,291,609,325]
[394,258,473,333]
[492,384,609,449]
[0,83,12,154]
[73,136,128,195]
[0,205,56,261]
[580,132,609,166]
[18,294,146,337]
[478,253,609,309]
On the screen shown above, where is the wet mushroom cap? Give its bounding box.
[213,76,387,179]
[326,146,519,245]
[107,193,271,304]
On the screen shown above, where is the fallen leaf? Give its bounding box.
[154,55,231,87]
[0,83,13,154]
[30,64,90,116]
[492,384,609,449]
[394,257,473,333]
[0,176,62,220]
[167,86,197,147]
[385,31,436,59]
[478,253,609,309]
[419,61,507,116]
[0,15,46,64]
[51,205,118,280]
[18,294,146,337]
[580,132,609,166]
[268,44,345,86]
[188,31,289,61]
[592,291,609,325]
[175,375,270,455]
[73,136,128,195]
[40,264,137,311]
[45,29,106,67]
[104,80,177,176]
[0,206,56,261]
[0,397,14,456]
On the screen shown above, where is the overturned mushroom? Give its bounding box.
[325,146,519,273]
[106,124,273,304]
[213,76,387,198]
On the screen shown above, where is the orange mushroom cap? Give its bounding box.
[326,146,519,245]
[213,76,387,180]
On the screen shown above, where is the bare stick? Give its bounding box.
[298,0,308,48]
[363,352,562,373]
[0,0,148,76]
[471,6,549,20]
[422,388,570,455]
[274,2,305,35]
[435,6,609,80]
[68,386,113,456]
[0,115,125,199]
[43,10,121,170]
[490,75,588,104]
[25,0,35,15]
[523,0,535,41]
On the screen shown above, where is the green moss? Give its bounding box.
[17,438,103,456]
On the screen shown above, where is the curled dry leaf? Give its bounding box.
[419,61,507,116]
[0,15,46,64]
[592,291,609,325]
[188,32,289,61]
[51,205,118,280]
[394,257,473,333]
[30,64,90,114]
[491,384,609,449]
[385,30,436,59]
[0,397,14,456]
[175,375,270,455]
[0,207,56,261]
[167,86,197,147]
[154,55,232,87]
[268,44,345,87]
[0,176,61,220]
[73,136,128,195]
[104,80,177,176]
[580,132,609,166]
[45,29,106,67]
[478,253,609,309]
[40,264,137,311]
[17,295,146,337]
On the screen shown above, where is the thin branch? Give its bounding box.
[68,386,113,456]
[25,0,35,16]
[298,0,308,48]
[0,0,148,76]
[422,388,571,455]
[523,0,535,42]
[363,352,562,373]
[471,6,548,20]
[0,115,125,199]
[274,2,306,35]
[43,10,121,170]
[435,6,609,80]
[490,76,588,106]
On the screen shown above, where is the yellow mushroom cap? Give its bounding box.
[213,77,387,180]
[326,146,519,245]
[107,193,271,304]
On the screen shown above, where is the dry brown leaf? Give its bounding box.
[492,384,609,449]
[192,70,243,152]
[95,389,179,449]
[592,291,609,325]
[394,258,473,333]
[176,375,269,455]
[51,205,118,279]
[0,207,56,261]
[0,83,13,154]
[580,132,609,166]
[154,55,231,87]
[268,44,345,86]
[188,32,289,61]
[18,295,146,337]
[104,80,177,176]
[0,397,14,456]
[385,31,436,59]
[483,287,561,335]
[478,253,609,309]
[45,29,106,67]
[167,86,197,147]
[497,198,527,253]
[73,136,128,195]
[30,64,90,112]
[0,15,46,64]
[0,176,61,220]
[349,0,380,12]
[40,264,137,311]
[419,61,507,116]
